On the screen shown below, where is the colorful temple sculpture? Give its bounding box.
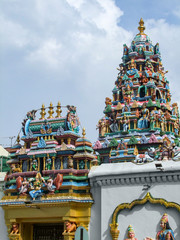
[0,19,180,240]
[94,18,180,165]
[0,102,96,240]
[89,19,180,240]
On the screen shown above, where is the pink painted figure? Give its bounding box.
[63,220,77,233]
[125,225,138,240]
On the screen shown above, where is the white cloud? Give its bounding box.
[173,6,180,19]
[0,0,180,146]
[0,15,29,48]
[145,19,180,106]
[28,39,63,68]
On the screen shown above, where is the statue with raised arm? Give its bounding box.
[145,213,175,240]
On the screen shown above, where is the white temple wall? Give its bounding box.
[89,184,102,240]
[89,161,180,240]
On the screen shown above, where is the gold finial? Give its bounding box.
[56,101,62,118]
[138,18,145,35]
[40,104,46,120]
[82,127,86,138]
[47,102,54,119]
[16,135,20,144]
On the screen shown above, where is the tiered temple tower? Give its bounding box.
[89,19,180,240]
[0,102,96,240]
[94,18,180,164]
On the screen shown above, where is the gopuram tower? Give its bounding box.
[94,18,180,164]
[89,19,180,240]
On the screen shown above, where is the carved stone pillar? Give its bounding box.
[43,157,46,170]
[52,156,55,170]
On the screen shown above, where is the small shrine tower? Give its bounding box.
[0,103,95,240]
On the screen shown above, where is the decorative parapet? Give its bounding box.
[89,161,180,187]
[90,173,180,188]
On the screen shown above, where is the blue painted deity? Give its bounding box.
[29,175,44,200]
[127,59,138,76]
[145,213,175,240]
[137,103,149,129]
[67,105,80,133]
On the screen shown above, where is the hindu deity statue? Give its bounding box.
[109,108,118,132]
[29,173,45,200]
[18,177,29,195]
[127,59,138,76]
[46,176,55,194]
[124,225,138,240]
[138,103,149,129]
[46,155,52,170]
[67,105,80,133]
[121,115,129,132]
[31,158,38,171]
[174,120,179,135]
[10,222,19,235]
[145,213,175,240]
[63,221,77,234]
[145,59,154,76]
[96,118,107,137]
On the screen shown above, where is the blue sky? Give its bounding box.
[0,0,180,146]
[115,0,180,30]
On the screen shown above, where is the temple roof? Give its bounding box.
[0,146,9,157]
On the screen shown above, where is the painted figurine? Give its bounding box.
[138,103,149,129]
[46,176,55,194]
[125,225,138,240]
[46,156,52,170]
[11,164,21,173]
[29,173,45,200]
[156,214,175,240]
[96,118,107,137]
[63,220,77,233]
[17,177,29,195]
[174,120,179,135]
[10,223,19,235]
[109,109,118,132]
[53,173,63,190]
[121,115,129,132]
[145,213,175,240]
[67,105,80,133]
[31,158,38,171]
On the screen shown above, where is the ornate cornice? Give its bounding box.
[90,172,180,187]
